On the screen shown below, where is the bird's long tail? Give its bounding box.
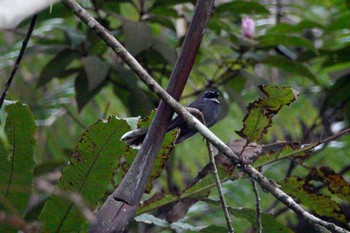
[121,127,149,146]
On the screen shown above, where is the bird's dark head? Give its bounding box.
[202,89,220,99]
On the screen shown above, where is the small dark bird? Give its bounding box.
[121,89,223,147]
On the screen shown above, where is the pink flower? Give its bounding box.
[242,17,255,38]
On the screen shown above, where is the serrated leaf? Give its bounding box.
[39,117,130,232]
[0,102,36,232]
[82,55,109,91]
[260,55,319,84]
[259,34,317,53]
[229,208,293,233]
[310,167,350,203]
[280,176,347,223]
[216,1,269,15]
[37,48,81,87]
[236,85,299,142]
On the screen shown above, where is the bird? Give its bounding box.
[121,89,223,147]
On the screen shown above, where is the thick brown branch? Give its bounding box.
[61,0,349,232]
[60,0,215,232]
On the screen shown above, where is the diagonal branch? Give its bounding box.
[61,1,349,233]
[0,15,37,109]
[61,0,215,232]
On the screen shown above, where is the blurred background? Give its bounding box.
[1,0,350,232]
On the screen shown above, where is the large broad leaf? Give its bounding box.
[110,65,156,116]
[229,208,293,233]
[122,19,152,55]
[259,34,317,53]
[0,102,36,232]
[236,85,299,143]
[37,48,81,87]
[266,21,324,34]
[328,13,350,31]
[260,55,319,84]
[39,117,130,232]
[322,45,350,66]
[82,55,109,91]
[75,69,107,111]
[280,176,347,223]
[151,37,177,65]
[216,1,269,15]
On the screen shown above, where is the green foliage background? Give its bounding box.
[0,0,350,232]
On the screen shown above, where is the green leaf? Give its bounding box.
[216,1,269,15]
[111,65,156,116]
[328,13,350,31]
[229,208,293,233]
[39,117,130,232]
[266,21,324,34]
[322,75,350,117]
[280,176,347,223]
[82,55,109,91]
[151,37,177,65]
[37,48,81,87]
[259,34,317,53]
[260,55,319,84]
[322,45,350,66]
[236,85,299,142]
[122,20,152,55]
[152,0,193,8]
[0,102,36,231]
[75,69,107,111]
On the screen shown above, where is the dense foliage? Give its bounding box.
[0,0,350,232]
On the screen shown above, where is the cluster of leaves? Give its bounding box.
[1,0,350,232]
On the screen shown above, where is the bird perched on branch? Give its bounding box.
[121,89,223,147]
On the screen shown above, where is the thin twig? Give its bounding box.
[0,211,40,233]
[61,1,350,232]
[207,140,234,233]
[187,107,234,233]
[0,15,37,109]
[251,179,262,233]
[260,127,350,167]
[35,179,96,223]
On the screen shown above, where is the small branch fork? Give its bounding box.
[251,180,262,233]
[0,15,37,109]
[187,107,234,233]
[61,1,350,233]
